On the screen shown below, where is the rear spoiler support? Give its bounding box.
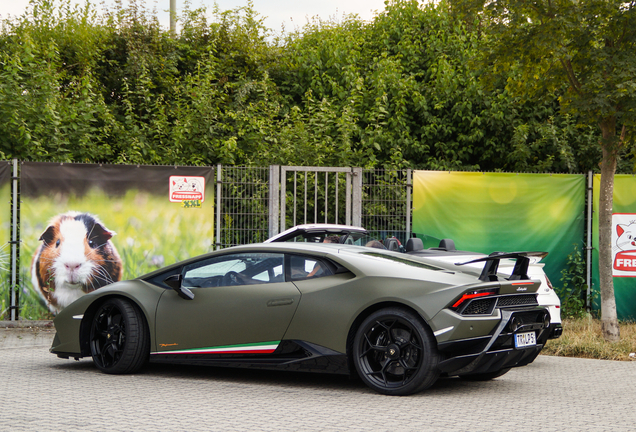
[456,251,548,282]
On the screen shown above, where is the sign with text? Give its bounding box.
[612,213,636,276]
[169,176,206,203]
[592,175,636,320]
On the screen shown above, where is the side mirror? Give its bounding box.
[163,274,194,300]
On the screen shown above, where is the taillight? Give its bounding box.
[545,275,553,289]
[451,290,498,309]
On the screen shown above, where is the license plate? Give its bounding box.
[514,331,536,348]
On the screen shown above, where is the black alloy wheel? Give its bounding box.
[353,307,440,396]
[89,297,149,374]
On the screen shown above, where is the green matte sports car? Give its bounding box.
[50,242,551,395]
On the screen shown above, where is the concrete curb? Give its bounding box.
[0,321,55,349]
[0,320,54,329]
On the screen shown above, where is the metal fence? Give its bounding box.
[4,162,595,322]
[362,168,412,244]
[215,165,411,247]
[214,165,272,249]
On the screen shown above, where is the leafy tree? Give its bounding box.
[0,1,115,161]
[0,0,608,174]
[273,0,600,171]
[0,0,285,165]
[453,0,636,340]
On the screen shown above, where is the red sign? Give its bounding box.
[614,251,636,272]
[169,176,206,203]
[611,214,636,277]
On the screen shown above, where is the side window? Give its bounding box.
[253,263,283,282]
[182,253,284,288]
[289,255,334,281]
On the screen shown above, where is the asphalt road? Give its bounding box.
[1,327,635,432]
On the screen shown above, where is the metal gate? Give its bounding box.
[279,166,362,232]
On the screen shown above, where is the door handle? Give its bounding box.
[267,298,294,307]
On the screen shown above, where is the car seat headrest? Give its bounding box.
[438,239,456,251]
[406,237,424,252]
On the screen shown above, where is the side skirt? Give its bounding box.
[149,340,350,375]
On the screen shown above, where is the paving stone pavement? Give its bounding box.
[1,328,635,432]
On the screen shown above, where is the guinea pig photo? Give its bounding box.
[31,211,123,314]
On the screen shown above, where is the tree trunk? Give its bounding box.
[598,118,621,342]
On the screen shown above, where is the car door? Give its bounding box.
[154,252,301,354]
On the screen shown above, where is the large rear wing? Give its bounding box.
[456,251,548,282]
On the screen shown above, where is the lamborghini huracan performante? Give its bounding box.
[266,224,562,341]
[51,242,551,396]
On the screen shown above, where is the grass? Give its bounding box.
[541,317,636,361]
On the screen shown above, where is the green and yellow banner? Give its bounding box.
[412,171,585,287]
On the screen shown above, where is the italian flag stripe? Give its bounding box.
[151,341,280,355]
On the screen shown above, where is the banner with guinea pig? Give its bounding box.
[20,162,215,319]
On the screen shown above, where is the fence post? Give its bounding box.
[10,159,18,321]
[215,164,222,250]
[345,172,352,226]
[406,168,412,238]
[351,167,362,227]
[280,167,288,232]
[268,165,280,238]
[586,170,593,311]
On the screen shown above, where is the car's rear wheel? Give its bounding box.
[89,298,149,374]
[459,368,511,381]
[353,307,440,396]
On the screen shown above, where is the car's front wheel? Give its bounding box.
[353,307,440,396]
[89,297,149,374]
